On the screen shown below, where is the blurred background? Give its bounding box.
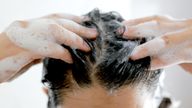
[0,0,192,108]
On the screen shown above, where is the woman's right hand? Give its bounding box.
[0,13,97,82]
[4,13,97,62]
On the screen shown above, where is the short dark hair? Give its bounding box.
[42,9,162,108]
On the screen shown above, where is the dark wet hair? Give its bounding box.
[42,9,162,108]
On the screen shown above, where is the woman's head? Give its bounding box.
[42,9,161,108]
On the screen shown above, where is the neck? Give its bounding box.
[59,84,154,108]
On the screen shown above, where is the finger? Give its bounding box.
[124,19,187,39]
[44,13,89,23]
[35,41,73,63]
[150,56,181,70]
[150,57,166,70]
[150,57,170,70]
[122,15,180,39]
[123,15,171,26]
[130,37,166,60]
[55,19,97,38]
[49,24,91,52]
[123,21,165,39]
[130,28,192,68]
[161,27,192,45]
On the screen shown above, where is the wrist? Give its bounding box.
[0,32,24,60]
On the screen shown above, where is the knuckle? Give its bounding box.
[153,15,172,23]
[50,13,60,18]
[49,24,61,35]
[153,15,160,19]
[153,15,162,21]
[152,15,170,22]
[162,35,171,46]
[153,15,166,20]
[151,15,162,25]
[10,20,26,27]
[46,13,60,19]
[38,44,54,56]
[18,20,29,28]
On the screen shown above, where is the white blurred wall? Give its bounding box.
[0,0,192,108]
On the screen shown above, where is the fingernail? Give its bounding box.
[63,56,73,64]
[83,41,91,51]
[61,50,73,63]
[116,26,125,35]
[122,26,133,39]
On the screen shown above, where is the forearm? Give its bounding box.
[0,33,36,82]
[0,32,24,60]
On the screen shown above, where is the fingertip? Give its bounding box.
[77,40,91,52]
[61,56,73,64]
[150,57,165,70]
[130,44,151,61]
[47,43,73,63]
[130,55,139,61]
[122,26,137,39]
[60,49,73,64]
[130,49,140,60]
[90,28,98,38]
[70,34,91,52]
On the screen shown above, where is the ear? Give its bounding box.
[42,87,48,95]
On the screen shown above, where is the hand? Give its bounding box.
[122,15,192,70]
[0,13,97,82]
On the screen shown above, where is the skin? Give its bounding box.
[43,83,153,108]
[122,15,192,72]
[1,14,192,82]
[1,14,181,108]
[0,12,188,108]
[0,13,97,83]
[63,86,147,108]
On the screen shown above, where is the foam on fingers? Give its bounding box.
[56,19,97,38]
[131,37,166,60]
[50,24,90,51]
[44,42,73,63]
